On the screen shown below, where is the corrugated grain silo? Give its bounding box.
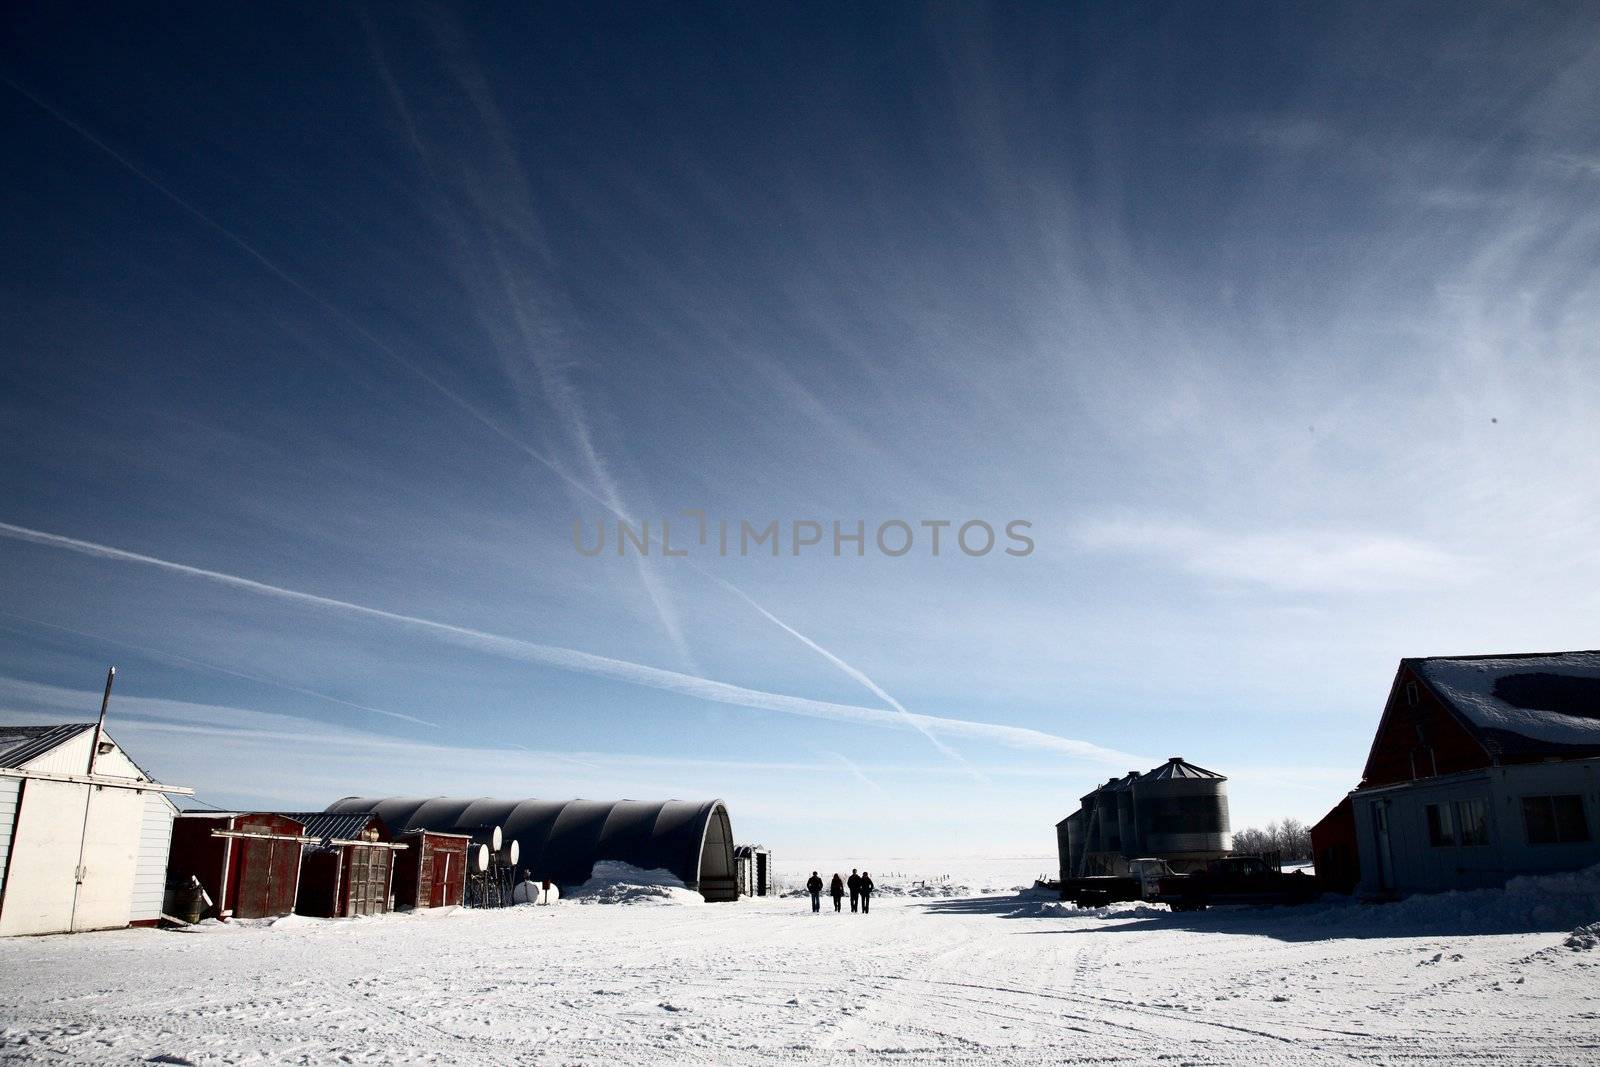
[1114,770,1143,857]
[1078,786,1103,858]
[1096,777,1125,855]
[1131,757,1232,867]
[1063,809,1087,879]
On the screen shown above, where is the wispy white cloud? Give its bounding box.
[1073,518,1476,595]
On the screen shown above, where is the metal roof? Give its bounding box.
[271,811,382,848]
[1142,757,1226,780]
[0,723,93,769]
[327,796,730,891]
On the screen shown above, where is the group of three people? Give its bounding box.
[805,868,875,913]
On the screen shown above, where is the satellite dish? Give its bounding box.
[473,844,490,873]
[506,839,520,866]
[491,825,503,852]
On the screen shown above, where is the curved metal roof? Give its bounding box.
[325,797,730,892]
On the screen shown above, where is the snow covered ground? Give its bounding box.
[2,867,1598,1065]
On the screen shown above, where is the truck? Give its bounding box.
[1152,855,1322,911]
[1056,857,1178,907]
[1057,855,1321,911]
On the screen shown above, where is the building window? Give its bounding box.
[1521,795,1591,845]
[1426,803,1454,847]
[1456,798,1489,846]
[1426,798,1490,847]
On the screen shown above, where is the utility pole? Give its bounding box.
[86,666,115,775]
[72,666,117,931]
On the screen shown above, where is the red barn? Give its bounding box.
[285,812,406,918]
[166,812,310,919]
[391,830,470,909]
[1320,650,1600,898]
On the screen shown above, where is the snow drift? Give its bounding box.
[566,861,704,905]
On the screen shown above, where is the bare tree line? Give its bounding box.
[1232,818,1312,863]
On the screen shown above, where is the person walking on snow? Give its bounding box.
[847,869,861,912]
[859,870,875,914]
[806,871,823,913]
[829,873,845,912]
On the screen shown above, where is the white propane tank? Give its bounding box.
[512,880,561,905]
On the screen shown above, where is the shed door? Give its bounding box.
[269,839,299,916]
[416,842,434,908]
[71,784,144,932]
[236,837,270,918]
[232,837,298,919]
[435,850,460,906]
[1372,803,1395,891]
[428,849,449,908]
[346,847,391,916]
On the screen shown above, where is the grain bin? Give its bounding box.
[1057,809,1088,881]
[1114,771,1143,857]
[1093,777,1123,855]
[1078,786,1103,857]
[1131,757,1231,859]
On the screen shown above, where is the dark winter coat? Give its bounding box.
[829,875,844,897]
[859,876,875,896]
[847,874,861,894]
[806,875,824,894]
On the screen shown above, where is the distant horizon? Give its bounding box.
[5,3,1599,859]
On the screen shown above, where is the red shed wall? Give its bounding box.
[1362,664,1490,787]
[167,816,232,909]
[1310,796,1359,894]
[393,833,469,909]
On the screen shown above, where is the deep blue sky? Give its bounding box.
[3,3,1598,857]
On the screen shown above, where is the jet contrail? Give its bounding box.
[1,75,1089,771]
[0,521,1141,764]
[0,74,613,512]
[10,69,693,673]
[0,611,438,728]
[711,574,982,779]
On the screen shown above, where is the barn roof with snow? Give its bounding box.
[1409,651,1600,750]
[1361,650,1600,785]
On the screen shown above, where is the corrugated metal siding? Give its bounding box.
[131,792,176,922]
[0,777,19,904]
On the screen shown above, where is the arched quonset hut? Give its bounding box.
[324,798,738,902]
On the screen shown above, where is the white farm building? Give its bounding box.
[0,723,191,936]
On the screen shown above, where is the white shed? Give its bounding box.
[0,723,191,936]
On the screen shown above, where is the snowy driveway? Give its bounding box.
[1,894,1596,1064]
